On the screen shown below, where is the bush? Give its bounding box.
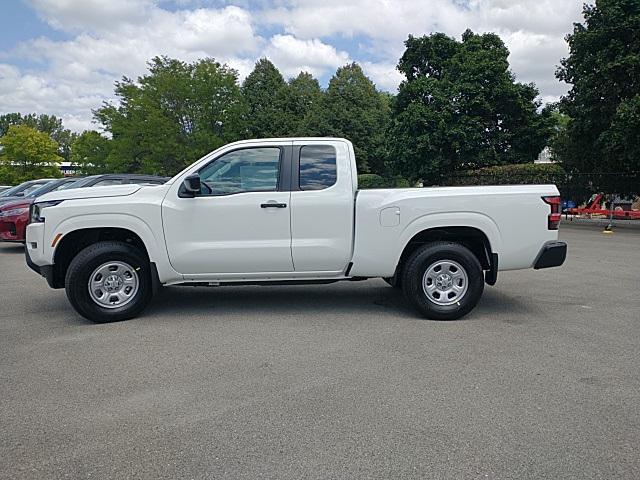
[358,174,413,189]
[392,175,411,188]
[442,163,566,186]
[358,174,387,188]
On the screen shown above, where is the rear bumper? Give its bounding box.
[534,241,567,269]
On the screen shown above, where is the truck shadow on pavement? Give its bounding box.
[136,281,533,324]
[0,244,25,254]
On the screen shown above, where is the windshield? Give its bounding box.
[20,183,45,196]
[26,179,79,198]
[0,182,30,198]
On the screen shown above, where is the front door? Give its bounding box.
[163,146,293,275]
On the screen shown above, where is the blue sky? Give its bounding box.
[0,0,584,132]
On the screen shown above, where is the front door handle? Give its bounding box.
[260,202,287,208]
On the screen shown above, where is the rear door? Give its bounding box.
[289,140,354,272]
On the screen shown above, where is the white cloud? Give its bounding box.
[361,61,404,92]
[2,4,263,131]
[17,6,261,79]
[26,0,154,32]
[0,62,107,122]
[262,0,584,94]
[264,34,350,78]
[2,0,585,131]
[263,0,466,44]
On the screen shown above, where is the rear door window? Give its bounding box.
[299,145,337,191]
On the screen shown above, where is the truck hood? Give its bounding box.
[36,184,142,203]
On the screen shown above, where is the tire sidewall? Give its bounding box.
[402,243,484,320]
[66,243,152,322]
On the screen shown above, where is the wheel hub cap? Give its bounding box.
[422,260,469,306]
[88,261,139,309]
[103,275,123,292]
[435,273,453,290]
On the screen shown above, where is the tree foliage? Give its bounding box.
[94,56,247,176]
[10,14,636,191]
[242,58,288,138]
[0,112,74,161]
[0,125,63,184]
[71,130,112,174]
[556,0,640,180]
[390,30,553,182]
[282,72,323,136]
[304,63,390,173]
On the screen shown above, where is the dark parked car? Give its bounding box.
[0,179,56,206]
[0,174,168,243]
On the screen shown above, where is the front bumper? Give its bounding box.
[0,214,26,242]
[25,242,56,288]
[534,241,567,269]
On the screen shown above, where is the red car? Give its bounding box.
[0,178,78,243]
[0,198,32,242]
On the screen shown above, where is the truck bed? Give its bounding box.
[350,185,560,277]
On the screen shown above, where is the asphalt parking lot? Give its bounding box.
[1,223,638,479]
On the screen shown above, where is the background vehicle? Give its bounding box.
[0,179,55,205]
[0,186,12,194]
[1,174,168,243]
[0,178,81,243]
[25,138,566,323]
[63,174,170,189]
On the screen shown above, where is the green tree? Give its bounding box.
[71,130,112,174]
[304,63,390,173]
[556,0,640,182]
[391,30,552,183]
[94,56,247,176]
[282,72,323,135]
[0,113,74,161]
[242,58,290,137]
[0,125,63,183]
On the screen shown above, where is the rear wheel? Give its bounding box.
[401,242,484,320]
[65,241,153,323]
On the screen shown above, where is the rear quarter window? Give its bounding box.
[299,145,337,191]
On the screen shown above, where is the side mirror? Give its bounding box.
[182,174,201,197]
[15,192,24,197]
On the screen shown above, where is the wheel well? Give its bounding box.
[396,227,492,277]
[51,228,149,289]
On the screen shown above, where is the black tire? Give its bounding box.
[401,242,484,320]
[65,241,153,323]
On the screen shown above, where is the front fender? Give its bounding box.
[46,213,181,284]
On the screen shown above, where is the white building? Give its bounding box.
[535,146,555,164]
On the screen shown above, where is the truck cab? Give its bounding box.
[162,139,356,280]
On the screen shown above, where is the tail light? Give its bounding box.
[542,196,561,230]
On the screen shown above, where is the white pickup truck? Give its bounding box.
[25,138,566,323]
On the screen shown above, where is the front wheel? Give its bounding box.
[65,241,153,323]
[401,242,484,320]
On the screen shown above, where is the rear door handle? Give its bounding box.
[260,202,287,208]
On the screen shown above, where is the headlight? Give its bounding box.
[0,207,29,218]
[29,200,64,223]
